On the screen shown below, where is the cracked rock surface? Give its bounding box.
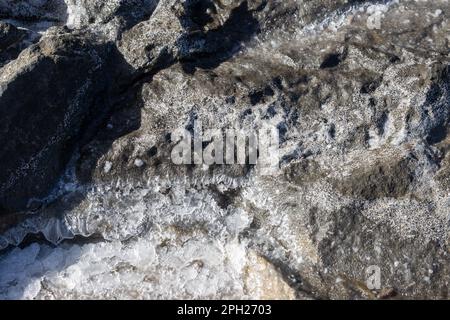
[0,0,449,300]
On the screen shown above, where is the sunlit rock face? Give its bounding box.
[0,0,449,300]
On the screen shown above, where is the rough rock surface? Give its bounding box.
[0,29,131,213]
[0,0,450,300]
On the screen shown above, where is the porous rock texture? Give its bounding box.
[0,0,449,300]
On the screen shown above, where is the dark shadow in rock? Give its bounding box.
[320,47,348,69]
[320,53,341,69]
[428,122,449,145]
[178,0,263,74]
[0,21,29,67]
[179,0,217,30]
[116,0,160,30]
[421,65,450,145]
[0,33,135,215]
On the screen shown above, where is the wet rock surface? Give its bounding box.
[0,0,449,299]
